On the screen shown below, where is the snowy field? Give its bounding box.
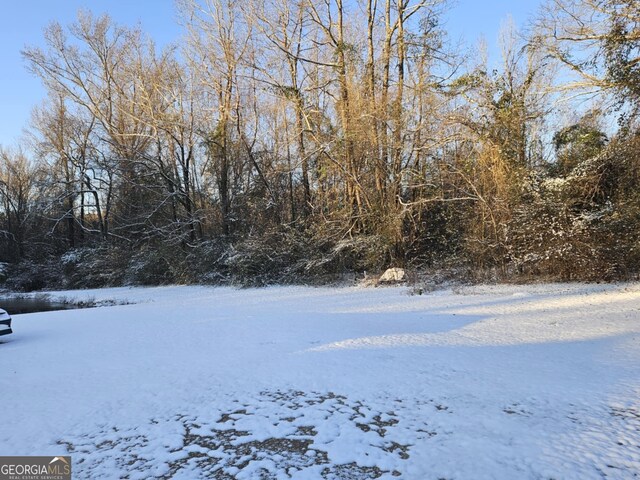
[1,283,639,479]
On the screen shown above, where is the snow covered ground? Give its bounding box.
[1,283,639,479]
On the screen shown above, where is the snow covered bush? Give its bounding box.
[181,239,233,285]
[505,142,640,281]
[61,247,129,288]
[4,259,63,292]
[506,196,608,280]
[123,246,178,286]
[221,228,391,286]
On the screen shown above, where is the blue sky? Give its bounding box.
[0,0,542,147]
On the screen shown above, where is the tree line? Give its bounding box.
[1,0,639,289]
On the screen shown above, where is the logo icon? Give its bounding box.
[0,456,72,480]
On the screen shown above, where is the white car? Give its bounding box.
[0,308,12,337]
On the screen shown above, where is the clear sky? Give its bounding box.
[0,0,542,147]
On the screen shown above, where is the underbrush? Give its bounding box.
[2,221,638,292]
